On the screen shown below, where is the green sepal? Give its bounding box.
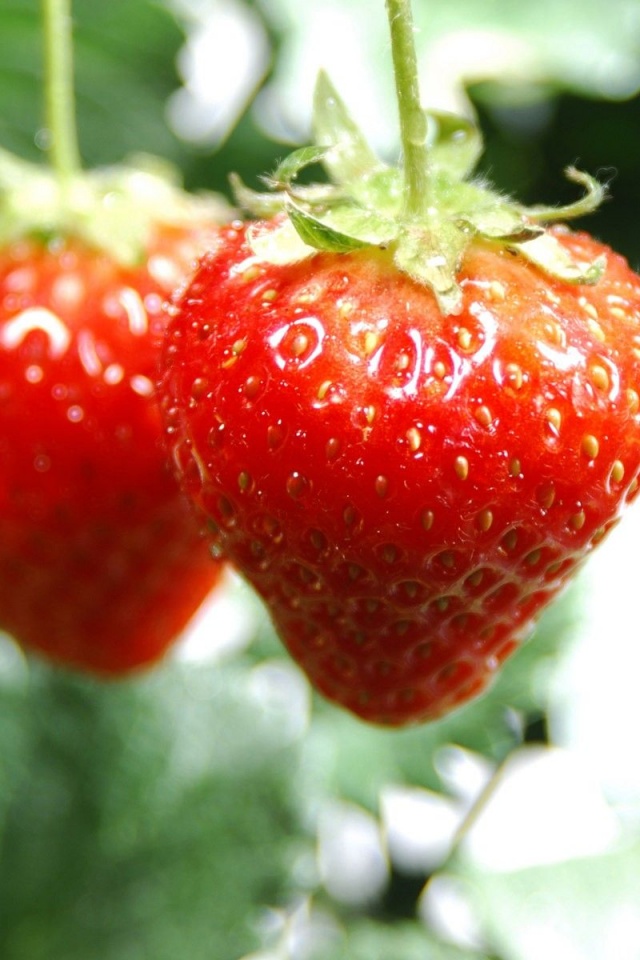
[426,111,483,180]
[349,168,404,217]
[247,215,317,264]
[394,223,466,316]
[268,146,330,189]
[229,172,286,219]
[312,71,384,185]
[0,149,231,263]
[231,171,341,219]
[230,70,607,315]
[519,167,607,222]
[511,232,607,285]
[285,197,371,253]
[458,204,544,243]
[317,203,399,247]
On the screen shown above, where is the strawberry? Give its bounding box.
[0,214,228,674]
[161,216,640,723]
[0,2,231,673]
[161,7,640,724]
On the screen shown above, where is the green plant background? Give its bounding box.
[1,2,640,958]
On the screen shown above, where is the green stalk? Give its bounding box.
[385,0,429,218]
[42,0,81,191]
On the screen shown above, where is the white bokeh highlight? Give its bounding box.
[168,0,270,146]
[459,745,620,872]
[550,500,640,822]
[381,785,462,874]
[317,800,389,907]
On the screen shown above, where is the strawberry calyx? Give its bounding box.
[233,0,607,316]
[8,0,230,264]
[0,148,231,263]
[233,70,605,316]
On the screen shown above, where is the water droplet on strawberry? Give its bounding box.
[66,404,84,423]
[33,454,51,473]
[25,365,43,384]
[104,363,124,385]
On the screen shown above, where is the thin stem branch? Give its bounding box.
[42,0,81,186]
[385,0,429,218]
[448,757,509,856]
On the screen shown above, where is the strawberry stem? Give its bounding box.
[385,0,430,219]
[42,0,81,189]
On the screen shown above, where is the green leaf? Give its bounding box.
[312,71,383,185]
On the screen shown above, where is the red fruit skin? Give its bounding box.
[161,219,640,725]
[0,228,223,674]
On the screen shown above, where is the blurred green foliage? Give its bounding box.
[0,0,185,165]
[463,838,640,960]
[0,659,305,959]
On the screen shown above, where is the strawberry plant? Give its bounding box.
[160,0,640,725]
[0,0,229,673]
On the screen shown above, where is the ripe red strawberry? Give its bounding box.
[161,9,640,725]
[161,216,640,724]
[0,0,231,675]
[0,211,230,674]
